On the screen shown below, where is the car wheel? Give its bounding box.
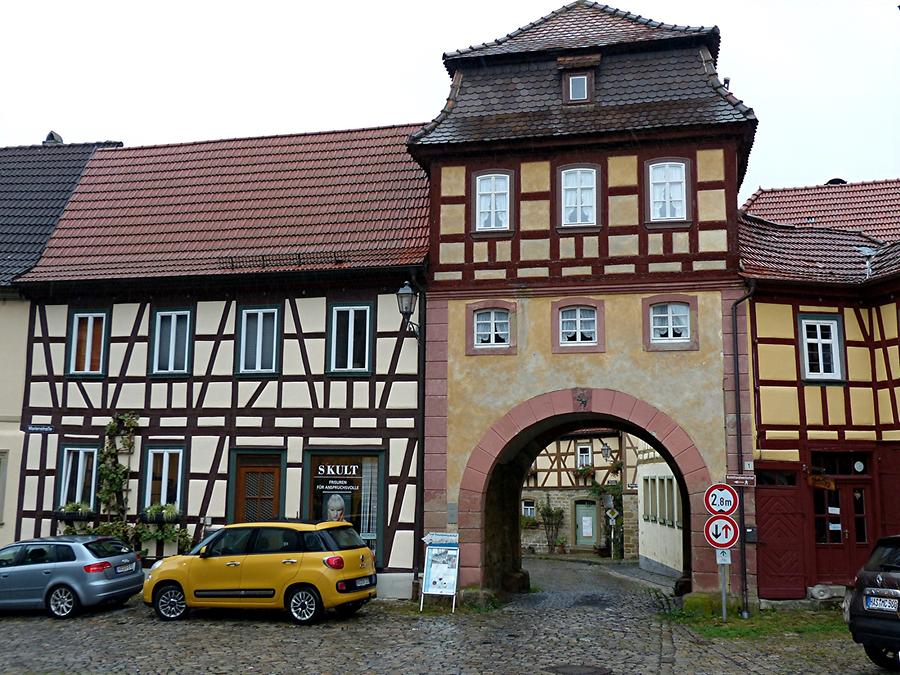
[287,586,322,625]
[865,644,900,671]
[335,601,364,618]
[47,585,80,619]
[153,583,188,621]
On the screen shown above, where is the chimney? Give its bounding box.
[43,131,64,145]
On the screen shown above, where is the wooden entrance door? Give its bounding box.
[234,455,281,523]
[813,480,873,585]
[574,501,597,547]
[756,469,806,599]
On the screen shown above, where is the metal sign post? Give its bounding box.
[716,548,732,622]
[705,483,741,623]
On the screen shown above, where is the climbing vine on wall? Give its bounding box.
[98,412,139,519]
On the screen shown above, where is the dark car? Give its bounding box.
[847,535,900,670]
[0,535,144,618]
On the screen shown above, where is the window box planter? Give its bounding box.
[52,509,96,523]
[138,511,182,525]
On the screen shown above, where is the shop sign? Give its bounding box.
[808,474,836,491]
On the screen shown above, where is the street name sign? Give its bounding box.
[704,514,740,549]
[703,483,739,516]
[725,473,756,488]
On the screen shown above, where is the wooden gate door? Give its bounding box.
[234,455,282,523]
[756,471,806,599]
[574,501,597,547]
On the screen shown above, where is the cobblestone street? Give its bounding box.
[0,558,879,674]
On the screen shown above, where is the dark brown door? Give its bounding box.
[756,469,806,599]
[234,455,281,523]
[813,480,873,585]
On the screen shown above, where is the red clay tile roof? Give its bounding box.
[443,1,718,71]
[20,125,429,282]
[743,179,900,242]
[738,213,886,285]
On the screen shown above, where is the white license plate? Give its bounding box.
[356,577,370,588]
[116,562,135,574]
[865,595,899,612]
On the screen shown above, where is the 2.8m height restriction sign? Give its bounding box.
[704,514,740,549]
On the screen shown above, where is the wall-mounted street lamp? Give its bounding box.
[395,281,420,341]
[601,441,612,461]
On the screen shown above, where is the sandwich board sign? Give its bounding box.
[420,532,460,613]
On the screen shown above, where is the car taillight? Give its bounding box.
[135,552,141,562]
[337,581,347,591]
[83,561,111,574]
[323,556,344,569]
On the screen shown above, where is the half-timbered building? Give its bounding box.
[741,180,900,599]
[409,1,758,595]
[14,127,428,598]
[0,134,120,546]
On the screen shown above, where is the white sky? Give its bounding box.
[1,0,898,202]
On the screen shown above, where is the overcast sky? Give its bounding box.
[1,1,897,202]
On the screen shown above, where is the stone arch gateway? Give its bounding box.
[445,388,716,594]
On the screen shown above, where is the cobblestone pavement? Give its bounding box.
[0,559,880,674]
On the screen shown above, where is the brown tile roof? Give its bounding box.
[743,179,900,241]
[738,213,887,285]
[20,125,429,283]
[411,46,754,147]
[443,1,719,70]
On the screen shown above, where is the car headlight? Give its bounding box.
[150,559,164,571]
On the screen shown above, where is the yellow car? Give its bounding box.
[143,521,376,624]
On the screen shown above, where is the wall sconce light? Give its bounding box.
[395,281,420,341]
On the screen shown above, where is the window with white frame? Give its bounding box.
[561,168,596,226]
[800,316,843,380]
[577,443,592,468]
[650,303,690,343]
[522,499,536,518]
[649,477,658,521]
[60,447,97,507]
[658,478,668,525]
[239,308,278,373]
[474,309,510,347]
[560,306,597,345]
[476,174,510,231]
[649,161,687,221]
[145,448,182,507]
[152,310,191,374]
[642,477,651,520]
[69,312,106,374]
[330,305,371,372]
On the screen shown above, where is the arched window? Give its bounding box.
[475,173,510,231]
[650,302,690,342]
[474,309,510,347]
[560,168,596,226]
[559,306,597,344]
[647,160,688,222]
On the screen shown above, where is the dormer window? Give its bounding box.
[563,72,593,104]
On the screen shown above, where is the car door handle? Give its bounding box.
[281,559,297,565]
[43,570,51,575]
[225,561,241,567]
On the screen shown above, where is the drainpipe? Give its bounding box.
[731,279,756,619]
[411,271,427,585]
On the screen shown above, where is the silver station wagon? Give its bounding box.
[0,535,144,618]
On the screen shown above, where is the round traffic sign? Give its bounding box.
[704,514,740,549]
[703,483,739,516]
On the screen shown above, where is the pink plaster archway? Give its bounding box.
[456,388,717,591]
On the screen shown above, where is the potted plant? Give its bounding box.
[520,515,540,530]
[53,501,96,523]
[139,503,181,524]
[555,536,568,554]
[572,464,595,481]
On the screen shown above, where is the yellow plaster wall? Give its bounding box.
[878,388,894,424]
[607,156,637,187]
[847,347,872,381]
[697,189,726,222]
[881,304,898,340]
[696,149,725,182]
[608,195,638,226]
[521,161,550,193]
[756,344,797,381]
[445,291,727,501]
[758,387,801,426]
[844,307,867,341]
[804,387,823,425]
[754,303,794,339]
[521,200,550,231]
[850,388,875,425]
[0,298,29,422]
[441,166,466,197]
[826,387,846,426]
[440,204,465,235]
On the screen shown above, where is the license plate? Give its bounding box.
[116,562,135,574]
[865,595,899,612]
[356,577,371,588]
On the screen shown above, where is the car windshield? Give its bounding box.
[189,530,221,555]
[865,542,900,572]
[85,538,132,559]
[322,526,367,551]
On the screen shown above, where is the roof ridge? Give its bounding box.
[442,0,716,61]
[93,123,426,154]
[739,211,885,246]
[0,141,121,151]
[698,46,755,121]
[747,177,900,196]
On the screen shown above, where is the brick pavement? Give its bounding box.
[0,558,880,674]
